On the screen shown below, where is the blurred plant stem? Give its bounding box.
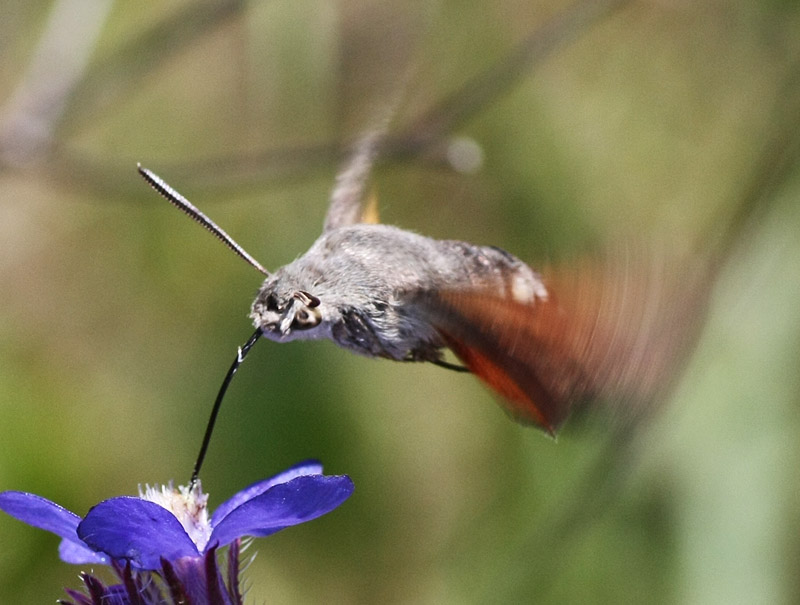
[0,0,114,166]
[0,0,630,199]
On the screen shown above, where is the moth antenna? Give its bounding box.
[191,328,262,486]
[138,164,271,276]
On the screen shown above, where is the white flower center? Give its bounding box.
[139,481,212,551]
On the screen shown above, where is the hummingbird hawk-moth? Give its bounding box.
[139,132,706,479]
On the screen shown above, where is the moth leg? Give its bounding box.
[430,359,471,373]
[398,351,471,373]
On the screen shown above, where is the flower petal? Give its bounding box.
[209,474,354,548]
[0,491,81,540]
[0,490,106,564]
[211,460,323,527]
[59,537,109,565]
[78,497,200,570]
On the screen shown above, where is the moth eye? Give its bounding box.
[265,293,282,312]
[292,306,321,330]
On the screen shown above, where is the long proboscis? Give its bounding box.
[191,328,263,485]
[138,164,271,276]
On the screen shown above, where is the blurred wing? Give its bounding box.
[359,189,381,225]
[432,293,583,433]
[323,127,384,231]
[418,250,709,433]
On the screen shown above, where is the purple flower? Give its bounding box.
[0,461,354,604]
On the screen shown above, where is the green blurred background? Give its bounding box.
[1,0,799,602]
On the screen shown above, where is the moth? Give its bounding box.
[139,133,705,463]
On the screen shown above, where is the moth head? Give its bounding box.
[251,284,323,339]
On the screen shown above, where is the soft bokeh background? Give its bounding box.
[1,1,799,602]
